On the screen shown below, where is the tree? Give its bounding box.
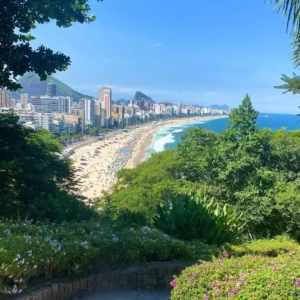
[270,0,300,67]
[228,94,259,140]
[0,0,102,91]
[275,74,300,116]
[275,73,300,94]
[0,112,92,221]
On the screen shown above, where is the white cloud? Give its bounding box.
[153,42,163,47]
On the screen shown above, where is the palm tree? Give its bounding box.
[275,73,300,117]
[270,0,300,67]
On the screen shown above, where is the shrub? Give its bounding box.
[0,220,216,295]
[155,192,245,245]
[225,236,300,257]
[171,252,300,299]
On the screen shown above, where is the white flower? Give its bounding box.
[141,226,150,234]
[81,241,88,249]
[12,285,18,295]
[112,234,119,243]
[27,250,32,256]
[4,229,11,236]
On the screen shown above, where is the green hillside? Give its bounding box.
[8,73,93,102]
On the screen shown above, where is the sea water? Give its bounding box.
[144,114,299,160]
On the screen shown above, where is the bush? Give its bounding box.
[225,236,300,257]
[0,219,216,295]
[155,192,245,245]
[171,251,300,299]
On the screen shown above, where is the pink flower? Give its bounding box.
[170,279,177,287]
[228,288,238,297]
[187,278,193,283]
[211,281,218,288]
[296,279,300,287]
[273,266,279,271]
[203,295,209,300]
[223,251,229,257]
[215,289,221,297]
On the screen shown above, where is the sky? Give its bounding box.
[31,0,300,113]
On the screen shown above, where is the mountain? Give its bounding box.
[8,73,93,102]
[133,91,155,103]
[209,104,230,111]
[116,98,130,106]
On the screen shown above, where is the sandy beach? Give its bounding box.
[70,115,226,201]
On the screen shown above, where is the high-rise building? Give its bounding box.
[58,97,72,114]
[79,98,95,126]
[112,104,124,122]
[18,113,54,132]
[99,87,112,119]
[94,100,102,126]
[71,104,85,133]
[0,89,8,108]
[30,96,72,114]
[8,98,17,108]
[47,83,56,97]
[20,94,29,107]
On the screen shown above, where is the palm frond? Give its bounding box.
[269,0,300,66]
[274,73,300,93]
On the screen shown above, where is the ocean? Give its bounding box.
[145,114,299,159]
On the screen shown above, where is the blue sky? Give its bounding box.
[31,0,300,113]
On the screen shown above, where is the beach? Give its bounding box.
[70,116,226,201]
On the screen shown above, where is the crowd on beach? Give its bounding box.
[70,126,150,200]
[70,116,227,202]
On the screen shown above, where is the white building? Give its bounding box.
[153,104,162,115]
[30,96,72,114]
[18,113,54,131]
[79,98,95,126]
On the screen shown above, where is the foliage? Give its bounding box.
[0,0,102,90]
[177,98,300,239]
[155,192,245,245]
[228,94,258,139]
[171,250,300,299]
[274,73,300,116]
[0,219,216,295]
[0,112,92,221]
[275,73,300,94]
[104,149,184,224]
[107,94,300,241]
[270,0,300,67]
[225,236,300,257]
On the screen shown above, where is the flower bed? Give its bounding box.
[0,219,217,295]
[171,247,300,299]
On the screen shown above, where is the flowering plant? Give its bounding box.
[0,220,214,295]
[171,249,300,299]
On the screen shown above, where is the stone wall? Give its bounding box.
[17,261,195,300]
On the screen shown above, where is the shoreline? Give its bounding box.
[127,114,228,168]
[70,115,226,200]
